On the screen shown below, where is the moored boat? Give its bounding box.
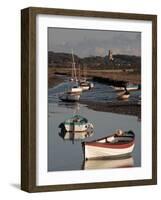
[70,85,82,93]
[60,115,94,133]
[82,130,135,160]
[77,63,94,91]
[89,82,94,88]
[117,90,130,100]
[69,49,83,93]
[59,92,81,102]
[59,82,82,102]
[79,79,94,91]
[79,80,90,91]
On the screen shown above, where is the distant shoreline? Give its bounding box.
[48,68,141,89]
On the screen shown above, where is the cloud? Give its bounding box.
[48,28,141,57]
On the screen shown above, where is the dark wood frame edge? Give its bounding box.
[21,7,157,193]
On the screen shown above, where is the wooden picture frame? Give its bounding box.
[21,7,157,192]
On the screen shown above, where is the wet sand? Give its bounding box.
[92,72,141,85]
[80,100,141,119]
[48,73,64,88]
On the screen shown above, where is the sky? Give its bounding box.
[48,28,141,58]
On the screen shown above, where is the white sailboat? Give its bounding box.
[69,49,82,93]
[59,50,82,102]
[78,64,94,91]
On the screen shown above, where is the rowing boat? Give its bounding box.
[82,130,135,160]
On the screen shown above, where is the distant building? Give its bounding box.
[108,50,114,62]
[104,50,114,64]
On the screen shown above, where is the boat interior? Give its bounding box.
[88,131,135,145]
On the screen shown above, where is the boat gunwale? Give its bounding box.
[64,115,89,125]
[64,121,88,125]
[84,140,135,149]
[83,131,135,144]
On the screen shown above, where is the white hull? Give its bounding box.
[83,156,134,169]
[59,93,80,102]
[117,94,130,100]
[79,80,94,91]
[112,86,138,91]
[64,122,93,132]
[112,86,125,91]
[84,143,135,159]
[71,87,82,93]
[90,82,94,88]
[80,86,90,91]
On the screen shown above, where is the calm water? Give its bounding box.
[48,80,141,171]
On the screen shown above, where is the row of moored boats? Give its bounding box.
[59,50,94,102]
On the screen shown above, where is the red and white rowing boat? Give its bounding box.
[82,130,135,160]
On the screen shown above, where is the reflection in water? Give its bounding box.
[82,156,134,170]
[57,102,80,113]
[59,130,94,141]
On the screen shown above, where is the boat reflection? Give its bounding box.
[57,101,80,112]
[82,156,134,170]
[59,129,94,140]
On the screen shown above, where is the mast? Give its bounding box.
[71,63,74,80]
[83,64,87,80]
[78,64,81,81]
[71,49,77,81]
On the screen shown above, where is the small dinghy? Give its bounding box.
[59,115,94,133]
[82,130,135,160]
[79,79,94,91]
[79,81,90,91]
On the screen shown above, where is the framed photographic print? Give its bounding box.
[21,7,157,192]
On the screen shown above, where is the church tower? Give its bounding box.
[108,50,113,61]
